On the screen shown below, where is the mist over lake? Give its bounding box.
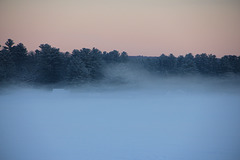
[1,77,240,160]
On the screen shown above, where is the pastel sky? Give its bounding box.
[0,0,240,57]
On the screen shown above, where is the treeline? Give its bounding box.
[0,39,127,85]
[132,53,240,76]
[0,39,240,86]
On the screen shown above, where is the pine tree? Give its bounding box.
[35,44,64,84]
[67,49,89,83]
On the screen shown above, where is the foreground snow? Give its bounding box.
[0,80,240,160]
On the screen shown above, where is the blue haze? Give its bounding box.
[0,78,240,160]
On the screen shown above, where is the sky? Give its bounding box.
[0,0,240,57]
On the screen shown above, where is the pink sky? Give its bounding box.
[0,0,240,57]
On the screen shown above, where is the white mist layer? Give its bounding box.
[0,79,240,160]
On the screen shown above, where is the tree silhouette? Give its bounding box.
[1,38,240,86]
[35,44,64,84]
[4,39,14,51]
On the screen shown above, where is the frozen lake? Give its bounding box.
[1,79,240,160]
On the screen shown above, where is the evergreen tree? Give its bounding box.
[11,43,28,80]
[4,39,14,51]
[120,51,128,62]
[0,48,15,82]
[35,44,64,84]
[176,55,185,74]
[88,48,103,80]
[67,49,89,83]
[104,50,120,63]
[182,53,198,74]
[157,54,168,75]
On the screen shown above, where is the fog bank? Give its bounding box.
[0,78,240,160]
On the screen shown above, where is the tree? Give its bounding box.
[4,39,14,51]
[88,48,103,80]
[11,43,28,74]
[103,50,120,63]
[67,55,89,83]
[157,54,176,75]
[182,53,198,74]
[176,55,184,74]
[157,54,168,75]
[168,54,177,74]
[67,49,89,83]
[220,55,236,74]
[0,48,15,82]
[35,44,64,84]
[120,51,128,62]
[207,54,219,75]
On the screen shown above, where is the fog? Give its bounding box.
[1,76,240,160]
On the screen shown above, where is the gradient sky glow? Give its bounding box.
[0,0,240,57]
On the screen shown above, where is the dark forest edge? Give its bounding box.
[0,39,240,88]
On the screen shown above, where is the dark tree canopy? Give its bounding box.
[0,39,240,86]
